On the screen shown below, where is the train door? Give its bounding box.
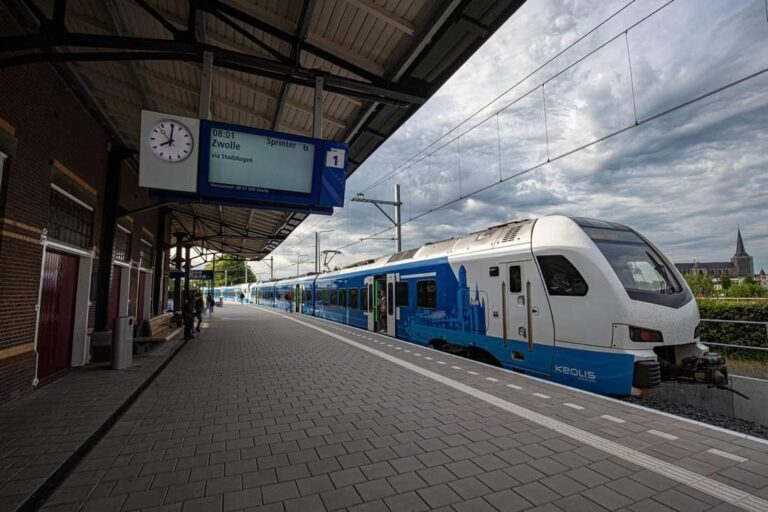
[364,276,374,331]
[385,273,397,337]
[503,259,555,376]
[373,275,387,333]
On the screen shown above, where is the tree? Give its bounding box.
[721,275,732,290]
[204,254,257,287]
[726,279,766,298]
[684,272,715,297]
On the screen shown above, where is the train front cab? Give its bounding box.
[532,216,714,396]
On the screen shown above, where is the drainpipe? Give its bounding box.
[31,229,48,388]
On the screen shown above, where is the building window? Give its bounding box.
[141,238,153,267]
[417,280,437,309]
[48,185,93,248]
[113,226,132,262]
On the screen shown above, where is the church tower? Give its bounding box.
[731,228,754,278]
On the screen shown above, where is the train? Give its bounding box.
[238,216,729,396]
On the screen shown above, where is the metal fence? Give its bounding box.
[701,318,768,353]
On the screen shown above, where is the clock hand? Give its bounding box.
[169,124,176,146]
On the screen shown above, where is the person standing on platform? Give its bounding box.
[194,292,204,333]
[183,291,195,341]
[207,291,214,315]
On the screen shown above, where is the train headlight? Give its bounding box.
[694,323,701,339]
[629,326,664,343]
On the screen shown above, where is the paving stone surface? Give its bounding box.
[0,332,184,512]
[35,305,768,511]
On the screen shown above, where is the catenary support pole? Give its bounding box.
[394,183,401,253]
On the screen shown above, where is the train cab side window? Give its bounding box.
[349,288,358,309]
[395,282,409,307]
[509,266,522,293]
[417,280,437,309]
[537,256,588,296]
[360,287,368,311]
[339,289,347,308]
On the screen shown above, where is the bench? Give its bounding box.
[134,313,179,354]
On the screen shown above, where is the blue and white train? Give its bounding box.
[247,216,727,396]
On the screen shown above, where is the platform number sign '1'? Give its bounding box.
[326,148,345,169]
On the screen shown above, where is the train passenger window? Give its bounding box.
[361,287,368,311]
[387,283,394,315]
[509,266,522,293]
[417,280,437,309]
[537,256,588,296]
[349,288,359,309]
[322,288,329,306]
[339,289,347,308]
[395,282,409,307]
[331,288,338,306]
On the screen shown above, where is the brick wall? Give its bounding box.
[0,3,166,406]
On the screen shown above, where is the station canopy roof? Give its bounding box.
[3,0,526,259]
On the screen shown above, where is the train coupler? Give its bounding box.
[662,351,729,387]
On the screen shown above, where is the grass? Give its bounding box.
[719,348,768,380]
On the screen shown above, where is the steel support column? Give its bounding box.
[314,75,323,138]
[199,50,213,119]
[94,144,129,331]
[173,232,184,318]
[184,244,191,302]
[151,206,168,316]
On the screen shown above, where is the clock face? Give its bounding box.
[148,119,194,162]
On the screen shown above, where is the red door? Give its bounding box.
[136,272,146,326]
[37,250,79,379]
[107,265,121,329]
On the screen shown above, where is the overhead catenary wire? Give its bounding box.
[268,0,765,278]
[360,0,645,193]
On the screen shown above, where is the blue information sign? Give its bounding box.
[197,120,347,209]
[169,269,214,280]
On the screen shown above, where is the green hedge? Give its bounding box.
[697,299,768,348]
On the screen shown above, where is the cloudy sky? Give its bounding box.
[259,0,768,279]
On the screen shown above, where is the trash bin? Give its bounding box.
[112,316,134,370]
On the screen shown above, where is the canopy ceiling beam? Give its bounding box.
[0,33,427,105]
[274,0,316,131]
[343,0,416,36]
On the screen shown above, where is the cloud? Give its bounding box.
[268,0,768,278]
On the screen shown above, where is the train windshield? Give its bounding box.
[573,218,692,308]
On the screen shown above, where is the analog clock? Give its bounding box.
[148,119,194,162]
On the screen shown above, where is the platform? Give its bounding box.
[35,304,768,512]
[0,334,186,512]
